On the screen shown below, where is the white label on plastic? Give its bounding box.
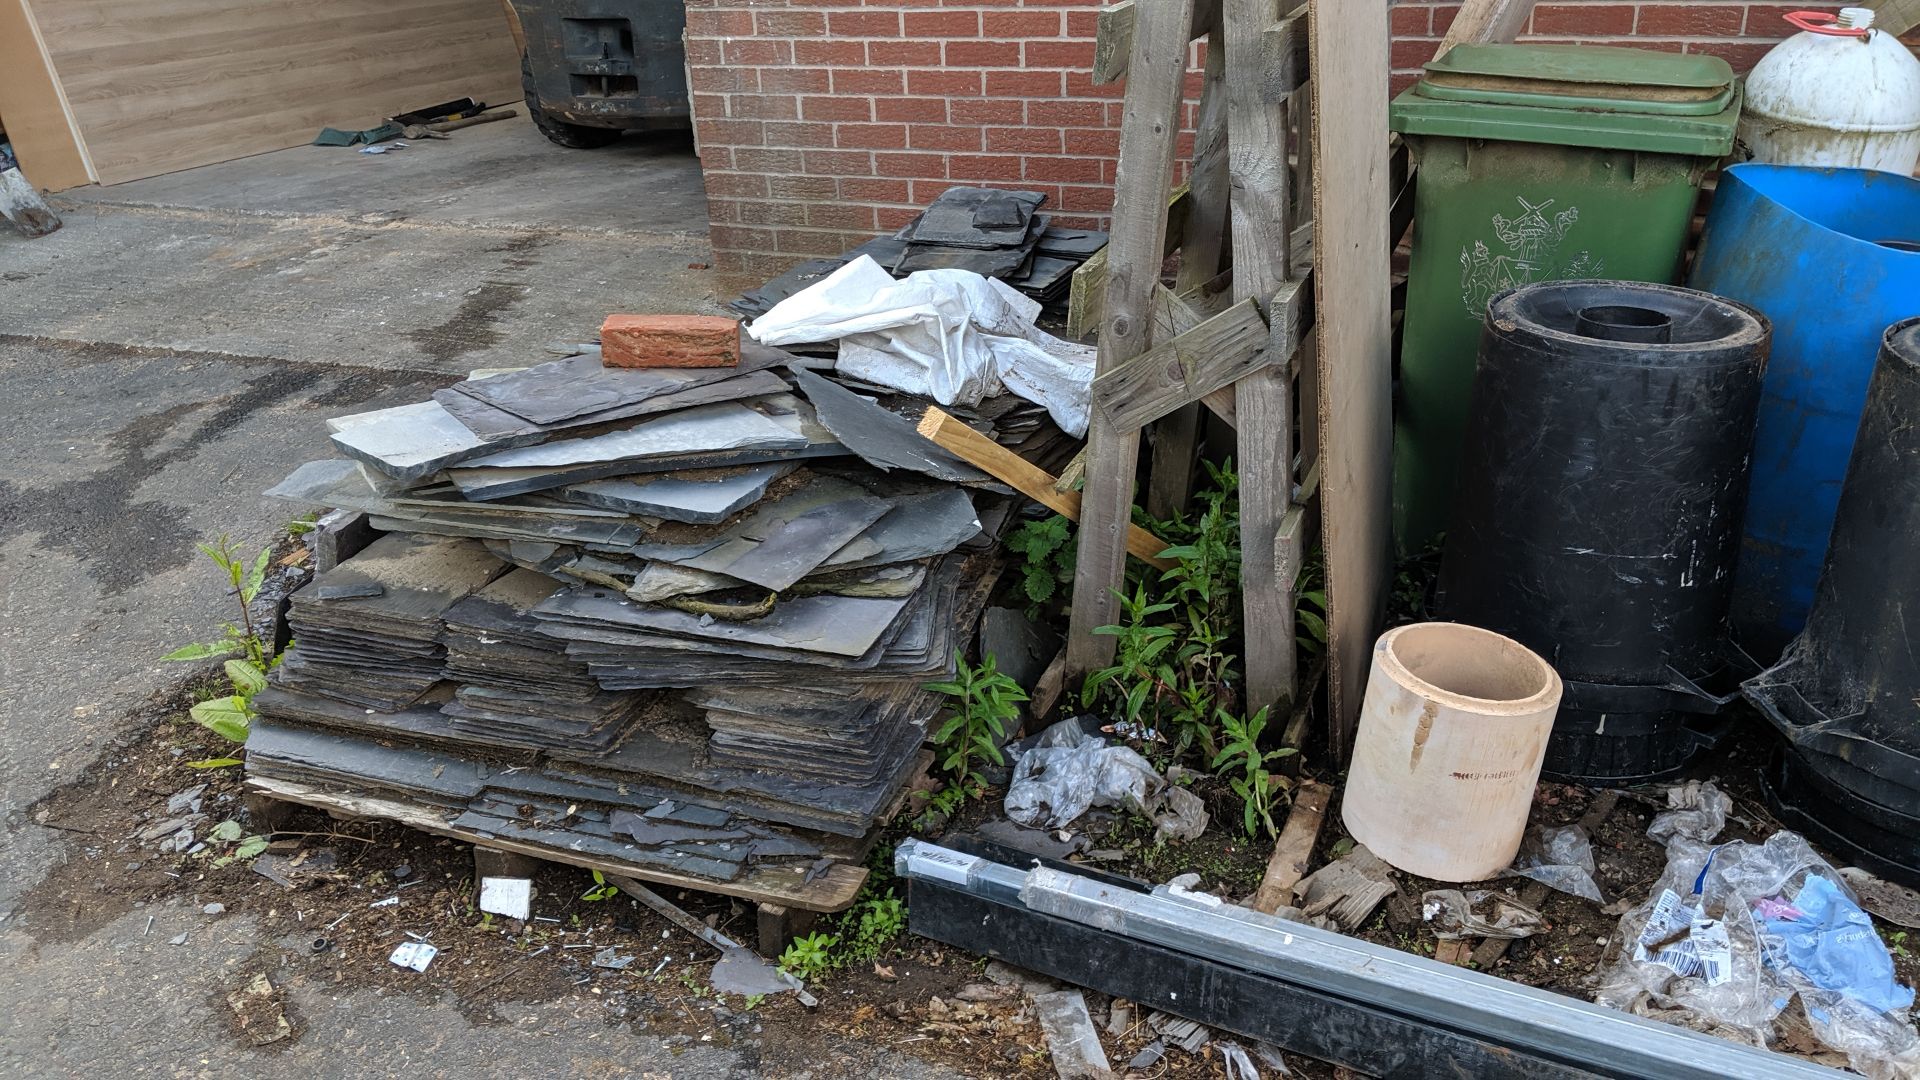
[1633,888,1730,985]
[389,941,438,972]
[910,846,980,885]
[479,876,532,921]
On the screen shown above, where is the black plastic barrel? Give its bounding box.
[1747,318,1920,886]
[1439,280,1770,783]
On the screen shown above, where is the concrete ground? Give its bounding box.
[0,117,947,1078]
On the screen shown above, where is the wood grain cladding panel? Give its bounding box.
[34,0,521,184]
[0,0,92,189]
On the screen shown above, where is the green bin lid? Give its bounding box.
[1392,44,1740,156]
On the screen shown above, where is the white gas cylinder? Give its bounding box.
[1737,8,1920,174]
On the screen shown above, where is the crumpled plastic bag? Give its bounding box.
[1594,781,1920,1079]
[745,256,1096,436]
[1509,823,1606,903]
[1004,719,1207,843]
[1423,888,1548,940]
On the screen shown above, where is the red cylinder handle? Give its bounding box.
[1783,10,1871,36]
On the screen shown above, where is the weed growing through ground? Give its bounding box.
[162,536,277,746]
[580,869,618,901]
[1004,514,1076,612]
[1210,706,1298,840]
[777,931,838,982]
[926,650,1026,797]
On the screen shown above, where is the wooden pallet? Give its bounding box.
[247,749,931,955]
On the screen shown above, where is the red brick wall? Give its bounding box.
[686,1,1912,283]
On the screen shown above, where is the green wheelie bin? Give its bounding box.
[1390,44,1741,554]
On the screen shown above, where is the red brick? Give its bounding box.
[987,127,1062,154]
[729,94,798,120]
[769,174,839,200]
[1392,38,1439,71]
[828,10,901,36]
[909,124,984,150]
[841,177,913,202]
[990,11,1063,36]
[1391,5,1431,36]
[951,98,1025,125]
[875,97,949,123]
[1432,3,1460,36]
[1637,4,1746,37]
[1684,40,1778,70]
[699,146,733,171]
[905,10,980,36]
[946,39,1023,66]
[834,68,907,94]
[754,10,826,36]
[795,40,866,66]
[1025,99,1106,127]
[765,121,835,148]
[1025,155,1102,183]
[739,200,809,226]
[705,197,740,223]
[1528,4,1635,35]
[684,38,722,67]
[1062,71,1126,98]
[836,123,910,149]
[807,202,877,229]
[690,66,759,93]
[985,69,1064,96]
[875,152,948,178]
[803,150,875,176]
[704,172,769,198]
[1023,40,1093,68]
[1063,127,1119,156]
[701,118,766,146]
[1065,9,1098,37]
[735,148,805,174]
[1743,5,1809,38]
[802,95,873,122]
[602,315,741,370]
[687,9,752,36]
[869,40,944,65]
[910,179,959,203]
[948,154,1023,180]
[723,39,791,65]
[762,68,833,94]
[908,69,984,95]
[1058,185,1114,213]
[876,207,921,231]
[691,93,727,120]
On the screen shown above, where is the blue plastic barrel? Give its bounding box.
[1689,164,1920,656]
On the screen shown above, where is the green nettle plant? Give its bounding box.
[1004,514,1076,612]
[1211,706,1298,840]
[162,536,275,747]
[925,650,1027,796]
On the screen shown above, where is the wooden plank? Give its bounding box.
[1092,298,1273,432]
[1225,0,1300,715]
[1250,779,1331,914]
[1257,15,1309,103]
[1868,0,1920,35]
[247,776,869,912]
[1435,0,1537,60]
[915,406,1175,570]
[0,0,92,190]
[31,0,521,185]
[1065,0,1198,678]
[1311,0,1395,757]
[1092,0,1219,85]
[1066,183,1194,340]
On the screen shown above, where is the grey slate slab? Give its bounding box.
[326,400,489,481]
[699,495,891,591]
[789,368,987,483]
[535,587,911,659]
[433,369,790,443]
[460,401,807,470]
[448,354,752,427]
[560,463,794,524]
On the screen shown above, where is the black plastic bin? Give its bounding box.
[1439,280,1770,783]
[515,0,690,149]
[1746,317,1920,886]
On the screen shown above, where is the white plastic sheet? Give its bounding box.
[745,256,1097,436]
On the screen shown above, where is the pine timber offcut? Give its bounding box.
[24,0,521,185]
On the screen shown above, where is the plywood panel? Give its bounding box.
[35,0,522,185]
[0,0,92,190]
[1308,0,1393,755]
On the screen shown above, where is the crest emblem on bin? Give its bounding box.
[1460,197,1603,317]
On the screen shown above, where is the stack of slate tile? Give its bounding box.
[730,187,1107,320]
[252,335,1059,900]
